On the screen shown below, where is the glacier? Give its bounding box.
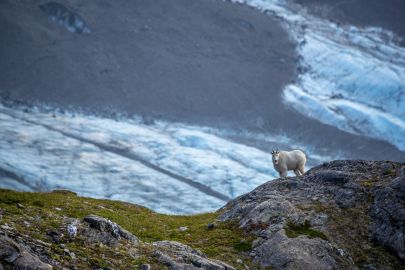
[0,103,333,214]
[1,0,404,215]
[229,0,405,150]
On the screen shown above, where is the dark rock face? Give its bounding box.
[220,160,405,269]
[0,235,52,270]
[306,170,353,185]
[371,176,405,261]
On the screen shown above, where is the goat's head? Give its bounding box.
[271,149,280,165]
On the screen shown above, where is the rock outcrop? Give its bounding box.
[0,160,403,269]
[220,160,404,269]
[0,213,236,269]
[0,234,52,270]
[83,214,139,245]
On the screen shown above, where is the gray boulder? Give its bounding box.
[153,241,235,270]
[253,231,337,270]
[82,214,139,245]
[0,235,52,270]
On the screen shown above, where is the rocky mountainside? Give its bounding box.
[0,160,404,269]
[221,160,404,269]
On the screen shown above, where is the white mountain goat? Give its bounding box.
[271,149,306,178]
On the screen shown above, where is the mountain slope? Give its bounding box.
[221,160,405,269]
[1,0,404,161]
[1,160,404,269]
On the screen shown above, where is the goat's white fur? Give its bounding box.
[271,150,306,178]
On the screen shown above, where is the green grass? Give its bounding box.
[0,189,255,269]
[285,220,327,240]
[233,240,252,252]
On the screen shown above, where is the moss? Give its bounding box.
[359,176,379,189]
[0,189,29,204]
[233,240,252,252]
[285,220,327,240]
[382,169,396,177]
[0,189,256,269]
[51,189,77,196]
[325,206,401,269]
[360,180,374,188]
[32,200,45,207]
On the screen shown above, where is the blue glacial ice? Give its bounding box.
[0,103,334,214]
[230,0,405,150]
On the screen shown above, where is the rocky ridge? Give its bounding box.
[0,160,404,269]
[220,160,404,269]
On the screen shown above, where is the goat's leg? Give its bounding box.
[294,169,302,176]
[299,165,305,175]
[280,171,288,178]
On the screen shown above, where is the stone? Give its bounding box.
[67,220,78,238]
[69,252,76,260]
[178,226,188,232]
[17,203,25,209]
[47,230,62,243]
[83,214,139,245]
[207,223,216,229]
[0,224,12,231]
[252,231,337,270]
[0,235,52,269]
[63,248,76,259]
[139,264,151,270]
[153,241,235,270]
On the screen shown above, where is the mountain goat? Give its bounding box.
[271,149,306,178]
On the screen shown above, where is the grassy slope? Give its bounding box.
[0,189,257,269]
